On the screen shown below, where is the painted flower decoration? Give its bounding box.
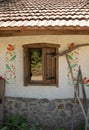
[5,44,16,84]
[68,43,75,49]
[7,44,14,51]
[82,77,89,84]
[0,76,2,80]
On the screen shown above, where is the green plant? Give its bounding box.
[0,114,36,130]
[30,125,36,130]
[56,128,64,130]
[0,127,9,130]
[6,114,27,125]
[75,121,85,130]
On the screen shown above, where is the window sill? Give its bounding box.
[25,81,58,87]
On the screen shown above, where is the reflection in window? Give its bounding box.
[30,48,42,81]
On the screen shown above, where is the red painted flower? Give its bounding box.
[68,43,75,49]
[7,44,14,51]
[83,77,89,84]
[0,76,2,80]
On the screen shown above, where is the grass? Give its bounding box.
[0,114,65,130]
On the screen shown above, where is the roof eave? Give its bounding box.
[0,26,89,36]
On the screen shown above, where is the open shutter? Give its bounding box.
[44,47,58,86]
[23,48,30,86]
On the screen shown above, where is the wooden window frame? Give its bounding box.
[23,43,60,87]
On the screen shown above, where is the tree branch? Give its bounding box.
[53,43,89,59]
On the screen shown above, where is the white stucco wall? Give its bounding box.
[0,35,89,99]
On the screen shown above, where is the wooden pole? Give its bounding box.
[65,54,87,130]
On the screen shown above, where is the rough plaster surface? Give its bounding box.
[0,35,89,99]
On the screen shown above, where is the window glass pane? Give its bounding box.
[30,48,42,81]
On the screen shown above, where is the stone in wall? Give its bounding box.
[4,97,85,130]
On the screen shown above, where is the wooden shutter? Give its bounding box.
[23,48,30,86]
[44,47,58,86]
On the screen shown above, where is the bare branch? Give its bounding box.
[53,43,89,59]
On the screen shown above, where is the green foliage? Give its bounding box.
[0,114,65,130]
[75,121,85,130]
[31,49,42,68]
[56,128,64,130]
[0,127,9,130]
[0,114,36,130]
[29,124,36,130]
[6,114,27,126]
[20,123,29,130]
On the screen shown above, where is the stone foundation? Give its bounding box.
[4,97,86,129]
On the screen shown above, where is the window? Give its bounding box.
[23,43,60,86]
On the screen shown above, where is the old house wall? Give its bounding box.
[0,35,89,128]
[0,35,89,99]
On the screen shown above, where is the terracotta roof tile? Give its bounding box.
[0,0,89,27]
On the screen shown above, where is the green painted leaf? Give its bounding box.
[6,81,9,84]
[10,55,16,61]
[86,84,89,87]
[6,64,11,70]
[71,64,77,68]
[67,82,73,86]
[68,54,73,61]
